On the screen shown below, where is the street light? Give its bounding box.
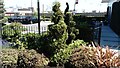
[73,0,78,15]
[37,0,40,34]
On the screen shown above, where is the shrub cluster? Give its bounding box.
[1,49,49,68]
[1,2,120,68]
[70,45,120,68]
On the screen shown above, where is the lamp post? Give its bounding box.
[37,0,40,34]
[73,0,78,15]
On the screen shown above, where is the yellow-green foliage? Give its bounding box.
[51,40,86,65]
[1,49,49,68]
[1,49,18,65]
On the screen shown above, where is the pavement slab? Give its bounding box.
[100,25,120,50]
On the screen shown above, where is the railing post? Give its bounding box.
[98,23,102,45]
[0,23,2,38]
[0,23,2,68]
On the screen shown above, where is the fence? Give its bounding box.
[22,24,48,34]
[1,22,54,34]
[0,22,54,48]
[92,21,102,45]
[1,21,102,43]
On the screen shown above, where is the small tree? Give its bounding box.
[48,2,68,54]
[38,2,68,58]
[64,3,79,44]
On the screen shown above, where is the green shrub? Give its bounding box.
[76,22,93,42]
[17,49,49,68]
[51,40,86,66]
[2,22,26,45]
[1,49,19,67]
[1,49,49,68]
[64,12,79,44]
[70,45,97,68]
[2,22,29,49]
[73,15,94,42]
[21,33,41,49]
[43,2,68,58]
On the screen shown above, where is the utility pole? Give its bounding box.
[37,0,40,34]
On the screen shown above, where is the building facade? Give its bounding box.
[5,7,34,16]
[102,0,120,35]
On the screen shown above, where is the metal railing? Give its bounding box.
[92,22,102,45]
[1,24,48,35]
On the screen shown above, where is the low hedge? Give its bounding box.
[1,49,49,68]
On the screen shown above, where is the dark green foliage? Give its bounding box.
[51,40,87,66]
[64,12,79,44]
[21,2,68,59]
[51,2,63,24]
[47,2,68,56]
[21,32,53,57]
[2,22,27,49]
[73,15,94,42]
[21,33,41,49]
[76,22,93,42]
[73,15,86,23]
[64,3,79,44]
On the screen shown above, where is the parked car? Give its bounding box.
[31,17,38,23]
[8,16,18,23]
[8,16,36,24]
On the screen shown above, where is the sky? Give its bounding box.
[4,0,108,13]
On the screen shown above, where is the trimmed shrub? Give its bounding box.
[2,22,24,40]
[51,40,86,66]
[70,46,97,68]
[17,49,49,68]
[1,49,49,68]
[1,49,19,68]
[64,12,79,44]
[21,33,41,49]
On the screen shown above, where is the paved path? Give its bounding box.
[0,38,10,48]
[100,25,120,50]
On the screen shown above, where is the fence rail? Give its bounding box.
[1,23,50,35]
